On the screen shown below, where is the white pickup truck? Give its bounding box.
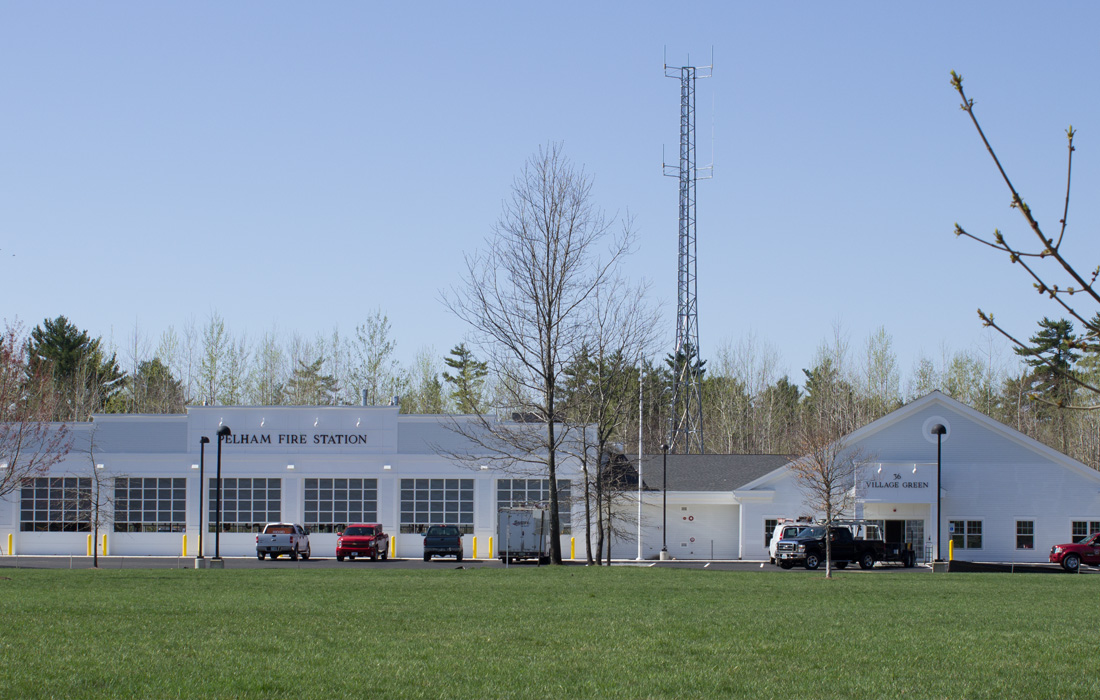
[256,523,311,561]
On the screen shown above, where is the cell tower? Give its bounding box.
[663,53,711,455]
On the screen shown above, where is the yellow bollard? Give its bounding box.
[472,536,478,560]
[102,534,107,556]
[488,536,493,559]
[6,533,11,556]
[390,535,396,559]
[182,534,188,557]
[571,537,575,560]
[87,534,93,556]
[948,539,954,561]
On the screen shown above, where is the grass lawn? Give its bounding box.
[0,566,1093,699]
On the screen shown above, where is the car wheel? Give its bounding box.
[371,550,378,561]
[336,554,344,562]
[779,561,794,569]
[381,549,388,561]
[835,561,848,569]
[290,549,299,561]
[301,546,310,561]
[257,552,265,560]
[270,553,279,560]
[859,552,875,569]
[424,553,431,562]
[805,553,820,570]
[456,552,463,563]
[904,552,915,568]
[769,557,775,565]
[1064,554,1081,573]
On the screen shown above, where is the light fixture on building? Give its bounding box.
[356,418,361,427]
[912,465,918,474]
[480,465,488,470]
[260,417,265,427]
[191,463,199,470]
[96,464,104,470]
[383,464,392,470]
[876,465,882,474]
[0,462,8,470]
[314,418,319,427]
[287,464,295,470]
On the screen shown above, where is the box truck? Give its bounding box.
[497,506,550,564]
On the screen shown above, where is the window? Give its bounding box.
[1071,521,1100,543]
[303,478,378,533]
[496,478,572,534]
[20,477,91,532]
[209,478,281,533]
[400,478,474,534]
[764,519,778,548]
[114,478,186,533]
[949,520,982,549]
[1016,521,1034,550]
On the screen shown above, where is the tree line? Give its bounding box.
[6,309,1099,471]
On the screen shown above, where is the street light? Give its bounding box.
[661,443,669,558]
[931,423,947,561]
[197,436,210,559]
[214,425,231,561]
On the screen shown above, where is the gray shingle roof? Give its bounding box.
[627,454,794,492]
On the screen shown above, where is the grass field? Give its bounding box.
[0,566,1094,699]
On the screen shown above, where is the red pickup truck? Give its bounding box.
[1049,532,1100,572]
[336,523,390,562]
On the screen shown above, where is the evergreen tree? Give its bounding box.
[285,358,339,406]
[26,316,124,421]
[442,343,488,414]
[1015,317,1080,453]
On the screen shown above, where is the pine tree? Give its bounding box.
[442,343,488,414]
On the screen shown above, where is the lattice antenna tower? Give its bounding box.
[662,50,712,455]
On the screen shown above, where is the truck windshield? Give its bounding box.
[344,527,375,536]
[798,526,825,538]
[427,526,460,537]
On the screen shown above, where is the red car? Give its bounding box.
[1049,532,1100,572]
[336,523,390,562]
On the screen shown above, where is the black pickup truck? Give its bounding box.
[422,525,463,562]
[774,524,915,570]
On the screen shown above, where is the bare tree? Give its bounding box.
[352,310,403,406]
[0,322,72,500]
[951,72,1100,406]
[789,398,872,579]
[443,143,633,564]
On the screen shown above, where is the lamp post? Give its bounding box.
[931,424,946,561]
[213,425,231,561]
[660,443,669,559]
[197,436,210,559]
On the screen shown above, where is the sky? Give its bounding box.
[3,2,1099,391]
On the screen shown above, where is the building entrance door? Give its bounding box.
[885,520,904,545]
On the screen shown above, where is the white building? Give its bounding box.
[619,391,1100,563]
[4,391,1099,562]
[1,406,585,559]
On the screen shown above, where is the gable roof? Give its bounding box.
[627,454,794,492]
[736,390,1100,492]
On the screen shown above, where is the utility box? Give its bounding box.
[497,506,550,564]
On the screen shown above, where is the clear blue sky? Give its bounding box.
[3,2,1099,388]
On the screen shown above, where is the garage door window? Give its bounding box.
[114,477,186,533]
[304,478,378,533]
[400,478,473,534]
[496,479,571,534]
[20,477,91,532]
[208,478,281,533]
